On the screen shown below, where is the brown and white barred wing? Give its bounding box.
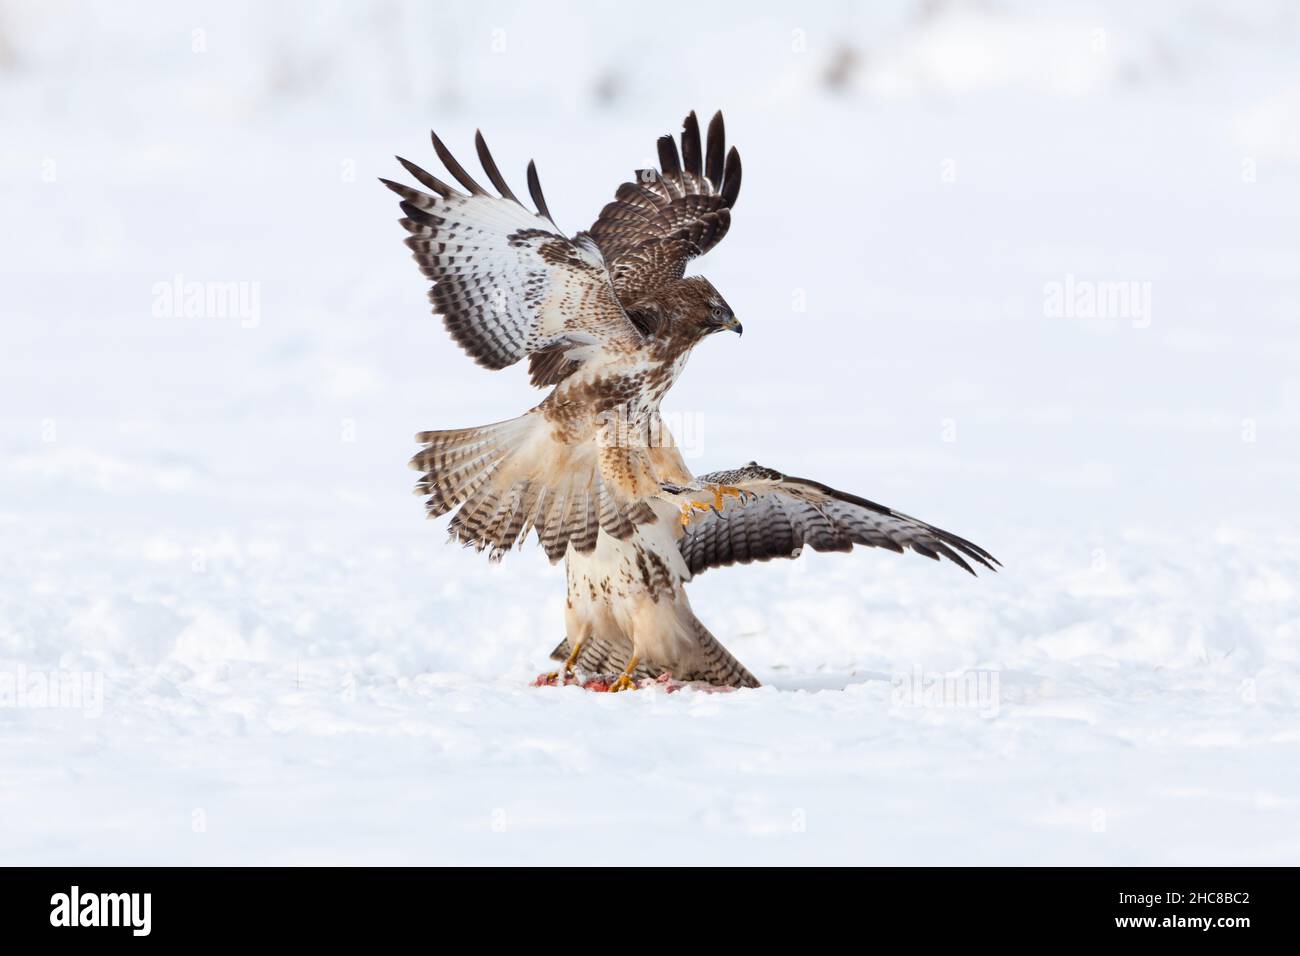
[588,110,742,304]
[671,464,1000,577]
[381,131,641,380]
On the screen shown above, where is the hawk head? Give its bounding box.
[629,276,741,343]
[687,276,742,337]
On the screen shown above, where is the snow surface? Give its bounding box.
[2,0,1299,864]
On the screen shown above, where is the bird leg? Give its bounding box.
[542,638,584,685]
[609,654,641,693]
[679,484,744,526]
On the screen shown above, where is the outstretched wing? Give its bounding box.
[588,110,741,305]
[381,131,642,385]
[669,464,999,577]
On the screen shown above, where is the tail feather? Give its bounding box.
[450,488,502,547]
[411,411,653,562]
[598,487,634,538]
[416,440,501,480]
[517,485,550,546]
[485,480,533,559]
[412,416,525,518]
[686,617,760,688]
[417,453,503,515]
[539,489,573,561]
[549,616,760,689]
[570,489,600,553]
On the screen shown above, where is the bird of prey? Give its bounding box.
[382,111,997,691]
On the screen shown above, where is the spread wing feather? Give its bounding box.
[381,131,641,381]
[589,110,741,304]
[670,464,1000,577]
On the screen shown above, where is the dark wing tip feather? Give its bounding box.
[587,108,737,299]
[381,177,441,213]
[657,133,682,183]
[430,130,487,196]
[787,472,999,575]
[920,520,1000,571]
[681,111,702,177]
[720,146,742,207]
[396,156,455,197]
[705,111,726,189]
[911,542,941,562]
[914,528,997,574]
[473,130,520,204]
[941,534,1000,573]
[526,160,557,228]
[398,199,437,227]
[928,541,976,576]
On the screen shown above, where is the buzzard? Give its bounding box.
[383,111,997,691]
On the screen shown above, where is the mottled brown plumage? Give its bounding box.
[589,111,741,304]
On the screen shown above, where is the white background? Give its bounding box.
[2,0,1298,863]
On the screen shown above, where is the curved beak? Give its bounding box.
[724,316,743,336]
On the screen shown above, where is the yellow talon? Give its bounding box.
[712,484,742,510]
[679,500,712,526]
[544,638,584,684]
[679,485,744,526]
[609,656,640,692]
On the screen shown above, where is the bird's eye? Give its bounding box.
[711,306,724,319]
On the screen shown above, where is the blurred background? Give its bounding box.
[1,1,1298,863]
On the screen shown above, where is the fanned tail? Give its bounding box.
[410,412,652,562]
[682,616,760,688]
[549,614,760,689]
